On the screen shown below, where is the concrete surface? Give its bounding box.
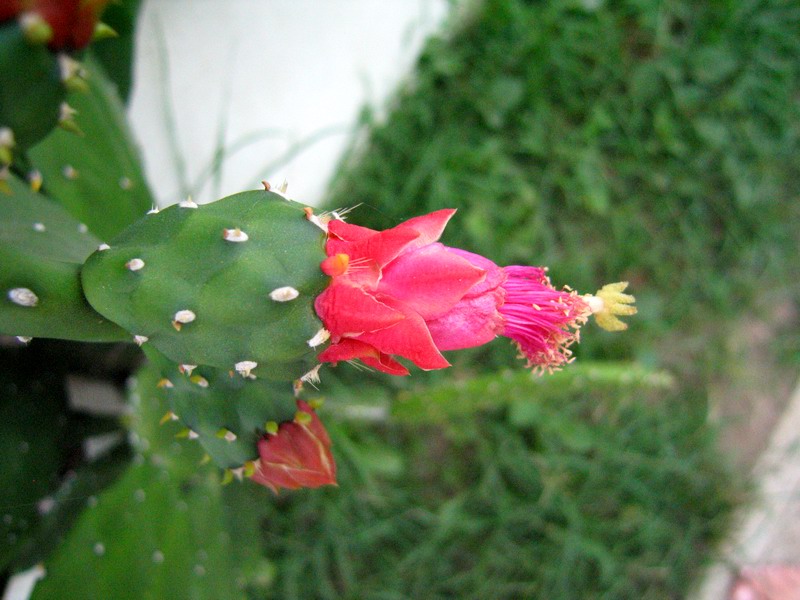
[693,377,800,599]
[128,0,448,207]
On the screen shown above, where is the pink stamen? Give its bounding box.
[499,266,590,373]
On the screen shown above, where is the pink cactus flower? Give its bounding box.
[314,209,635,376]
[251,400,337,493]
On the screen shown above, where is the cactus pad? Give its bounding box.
[27,55,154,241]
[0,23,65,154]
[140,347,297,470]
[0,174,127,341]
[82,190,328,380]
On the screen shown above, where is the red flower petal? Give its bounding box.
[378,242,486,320]
[252,400,336,493]
[0,2,22,21]
[314,282,405,338]
[327,220,377,244]
[397,209,456,248]
[444,247,506,298]
[356,295,450,371]
[427,288,505,350]
[317,338,409,375]
[338,226,420,269]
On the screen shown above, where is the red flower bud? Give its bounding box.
[3,0,110,49]
[251,400,337,494]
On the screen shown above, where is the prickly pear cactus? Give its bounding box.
[27,54,154,240]
[140,347,297,471]
[81,190,328,380]
[0,1,114,165]
[0,24,64,155]
[0,173,128,341]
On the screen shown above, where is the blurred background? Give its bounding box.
[2,0,799,598]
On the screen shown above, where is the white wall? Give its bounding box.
[128,0,448,207]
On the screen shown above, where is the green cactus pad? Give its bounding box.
[0,174,128,341]
[140,347,297,470]
[28,55,154,240]
[0,23,65,154]
[82,190,328,379]
[30,462,272,600]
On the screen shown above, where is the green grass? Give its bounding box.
[257,366,738,599]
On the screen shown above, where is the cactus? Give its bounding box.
[0,22,65,157]
[81,190,328,380]
[0,341,126,573]
[0,173,128,341]
[140,346,298,471]
[30,461,273,600]
[0,2,112,163]
[27,54,153,240]
[0,356,70,572]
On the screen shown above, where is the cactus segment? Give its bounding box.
[29,460,272,600]
[0,174,127,341]
[27,55,153,240]
[0,23,65,153]
[142,347,297,470]
[0,168,97,262]
[82,190,328,380]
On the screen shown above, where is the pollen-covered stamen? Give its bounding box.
[307,328,330,348]
[172,310,196,330]
[586,282,637,332]
[156,378,174,389]
[126,258,145,271]
[222,228,248,242]
[8,288,38,307]
[269,286,299,302]
[498,266,590,373]
[320,253,350,277]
